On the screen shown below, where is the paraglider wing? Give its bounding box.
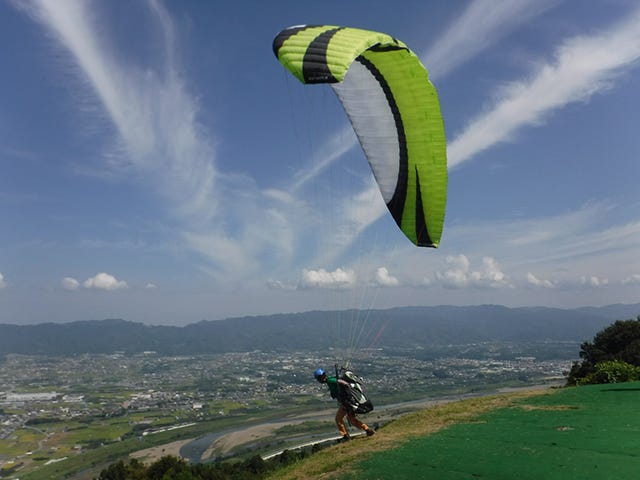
[273,25,447,247]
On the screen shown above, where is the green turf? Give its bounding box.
[349,383,640,479]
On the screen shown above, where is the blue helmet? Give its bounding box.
[314,368,325,379]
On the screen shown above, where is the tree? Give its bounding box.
[97,458,146,480]
[146,456,189,480]
[97,460,127,480]
[244,455,268,476]
[568,317,640,385]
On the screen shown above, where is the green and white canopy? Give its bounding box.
[273,25,447,247]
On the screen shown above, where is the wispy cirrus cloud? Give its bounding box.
[448,5,640,168]
[425,0,561,80]
[315,181,388,266]
[447,202,631,253]
[291,128,358,193]
[13,0,270,282]
[15,0,217,223]
[17,0,345,285]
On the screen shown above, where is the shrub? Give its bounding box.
[568,318,640,385]
[576,360,640,386]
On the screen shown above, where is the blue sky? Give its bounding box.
[1,0,639,326]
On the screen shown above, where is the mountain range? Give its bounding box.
[0,304,638,356]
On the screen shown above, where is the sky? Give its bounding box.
[1,0,639,326]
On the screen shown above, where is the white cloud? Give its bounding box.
[299,268,356,290]
[434,254,470,288]
[0,272,6,289]
[580,275,608,287]
[373,267,399,287]
[435,254,510,289]
[145,283,157,289]
[473,257,509,287]
[526,272,554,288]
[62,277,80,291]
[622,274,640,285]
[83,272,128,291]
[448,6,640,168]
[426,0,560,80]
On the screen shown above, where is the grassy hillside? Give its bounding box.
[269,383,640,480]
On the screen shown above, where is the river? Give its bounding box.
[178,381,562,463]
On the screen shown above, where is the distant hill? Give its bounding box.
[0,304,637,356]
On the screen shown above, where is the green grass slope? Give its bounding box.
[271,383,640,480]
